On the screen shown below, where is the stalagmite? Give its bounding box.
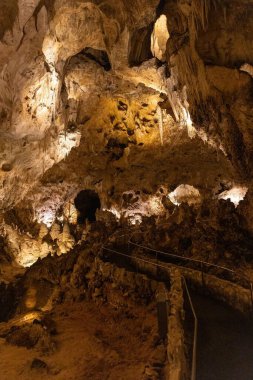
[50,222,61,241]
[38,223,48,241]
[57,223,75,255]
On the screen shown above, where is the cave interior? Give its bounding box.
[0,0,253,379]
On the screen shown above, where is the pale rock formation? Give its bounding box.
[57,223,75,255]
[151,15,170,62]
[38,223,48,241]
[50,222,61,241]
[168,185,201,206]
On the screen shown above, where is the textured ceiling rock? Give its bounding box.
[43,3,112,65]
[43,0,159,68]
[0,0,162,212]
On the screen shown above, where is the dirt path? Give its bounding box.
[0,300,158,380]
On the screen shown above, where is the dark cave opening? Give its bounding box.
[74,189,101,223]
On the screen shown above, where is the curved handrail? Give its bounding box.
[127,232,252,289]
[129,241,235,274]
[110,228,253,291]
[103,246,177,272]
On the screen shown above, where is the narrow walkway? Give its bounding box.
[104,237,253,379]
[192,293,253,380]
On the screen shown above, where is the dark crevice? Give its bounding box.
[81,47,111,71]
[156,0,167,17]
[128,24,153,67]
[0,0,18,41]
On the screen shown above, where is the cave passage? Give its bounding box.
[192,293,253,380]
[74,190,101,223]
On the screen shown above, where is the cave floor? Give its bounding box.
[0,300,158,380]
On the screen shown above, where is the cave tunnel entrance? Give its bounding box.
[74,190,101,223]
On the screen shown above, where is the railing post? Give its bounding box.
[191,320,197,380]
[183,277,197,380]
[156,251,158,277]
[250,282,253,315]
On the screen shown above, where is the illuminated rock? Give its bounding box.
[151,15,170,61]
[50,222,61,241]
[168,185,201,206]
[57,223,75,255]
[218,186,248,207]
[38,223,48,241]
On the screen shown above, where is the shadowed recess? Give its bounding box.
[74,189,101,223]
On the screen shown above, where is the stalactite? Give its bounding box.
[176,45,209,107]
[190,0,221,40]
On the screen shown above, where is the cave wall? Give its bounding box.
[162,0,253,176]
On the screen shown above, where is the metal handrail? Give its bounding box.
[129,240,235,274]
[103,246,177,272]
[119,229,236,273]
[183,277,198,380]
[110,228,251,285]
[111,229,253,308]
[127,237,253,291]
